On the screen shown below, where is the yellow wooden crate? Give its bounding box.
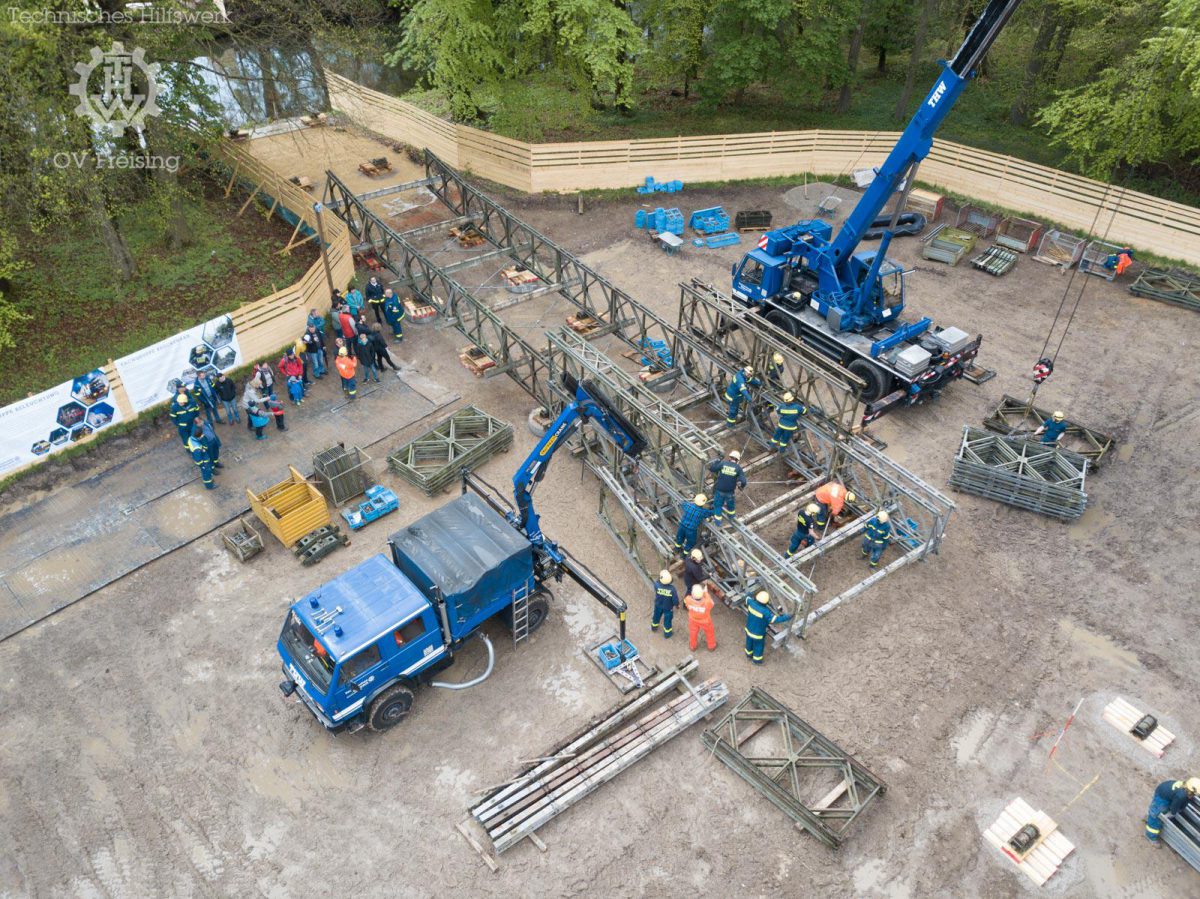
[246,465,331,547]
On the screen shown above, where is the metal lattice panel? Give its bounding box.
[702,688,886,848]
[983,395,1115,467]
[387,406,514,495]
[950,427,1088,520]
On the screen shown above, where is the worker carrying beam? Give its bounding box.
[771,392,807,451]
[650,570,679,639]
[861,510,891,568]
[675,493,715,553]
[813,481,855,529]
[1034,410,1067,446]
[708,449,747,525]
[1145,777,1199,842]
[786,503,821,558]
[743,590,791,665]
[724,365,760,424]
[685,584,717,652]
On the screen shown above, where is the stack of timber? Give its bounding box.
[983,798,1075,886]
[469,660,728,855]
[982,395,1115,469]
[1101,697,1175,757]
[1162,797,1200,874]
[971,245,1018,276]
[387,405,513,495]
[1032,230,1086,269]
[922,227,976,265]
[949,427,1088,521]
[1129,268,1200,312]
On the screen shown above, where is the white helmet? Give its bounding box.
[689,549,703,562]
[659,570,672,584]
[694,493,707,505]
[877,510,890,523]
[729,449,741,460]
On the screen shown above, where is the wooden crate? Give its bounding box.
[905,188,944,223]
[247,465,331,548]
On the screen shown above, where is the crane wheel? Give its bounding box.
[847,359,890,403]
[763,309,801,337]
[367,683,414,732]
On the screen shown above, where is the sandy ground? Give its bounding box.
[2,154,1199,898]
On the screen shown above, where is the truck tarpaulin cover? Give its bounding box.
[389,493,533,626]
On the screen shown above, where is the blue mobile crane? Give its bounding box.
[731,0,1024,420]
[278,375,646,733]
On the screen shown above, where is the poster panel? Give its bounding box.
[115,314,242,414]
[0,369,122,475]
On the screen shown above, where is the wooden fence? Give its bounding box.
[1,139,353,479]
[326,71,1200,266]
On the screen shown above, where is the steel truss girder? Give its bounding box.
[702,688,886,849]
[547,330,818,632]
[677,280,865,434]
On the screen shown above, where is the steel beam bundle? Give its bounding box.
[469,659,727,854]
[983,394,1116,468]
[386,406,514,495]
[1129,268,1200,312]
[971,245,1018,276]
[950,427,1088,520]
[1162,798,1200,873]
[701,688,886,848]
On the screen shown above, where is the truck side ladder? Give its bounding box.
[510,583,532,646]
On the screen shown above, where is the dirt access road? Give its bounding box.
[2,176,1198,898]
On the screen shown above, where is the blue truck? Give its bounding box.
[730,0,1023,422]
[279,375,645,733]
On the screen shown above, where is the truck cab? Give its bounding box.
[278,492,547,733]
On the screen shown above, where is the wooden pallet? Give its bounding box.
[566,313,602,336]
[1102,697,1175,757]
[459,346,496,376]
[501,267,538,286]
[983,799,1074,886]
[288,175,314,192]
[358,162,382,177]
[404,297,437,320]
[449,225,487,248]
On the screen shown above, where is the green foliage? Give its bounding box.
[389,0,505,121]
[0,233,30,350]
[640,0,707,94]
[485,74,604,141]
[1037,0,1200,178]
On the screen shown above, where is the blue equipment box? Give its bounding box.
[340,485,399,531]
[596,639,637,670]
[689,206,730,234]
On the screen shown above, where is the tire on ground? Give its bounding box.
[367,683,414,732]
[847,359,890,403]
[503,589,552,634]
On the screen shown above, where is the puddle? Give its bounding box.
[852,858,912,898]
[1058,619,1139,672]
[952,710,996,766]
[541,664,588,706]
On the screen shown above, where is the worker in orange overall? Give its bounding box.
[685,584,717,652]
[813,481,856,530]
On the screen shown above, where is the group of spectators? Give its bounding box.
[171,278,410,488]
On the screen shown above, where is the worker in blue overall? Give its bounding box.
[724,365,760,424]
[766,352,785,388]
[168,389,200,446]
[382,288,405,341]
[675,492,715,553]
[708,449,747,525]
[744,590,792,664]
[186,426,216,490]
[198,419,224,472]
[1145,777,1199,842]
[786,503,821,558]
[1034,410,1068,445]
[771,392,807,450]
[861,510,891,567]
[650,570,679,639]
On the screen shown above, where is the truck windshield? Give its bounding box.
[281,610,334,695]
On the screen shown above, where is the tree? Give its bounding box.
[864,0,915,74]
[1037,0,1200,179]
[640,0,707,98]
[893,0,935,118]
[838,1,871,114]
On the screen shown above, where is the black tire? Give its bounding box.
[504,589,552,635]
[847,359,891,403]
[763,308,801,337]
[367,683,414,732]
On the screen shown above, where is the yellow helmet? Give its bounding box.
[772,353,784,365]
[1053,410,1065,421]
[805,503,820,516]
[338,347,348,356]
[690,549,703,562]
[877,510,890,523]
[755,590,770,604]
[694,493,707,505]
[782,391,795,402]
[659,570,672,584]
[846,491,857,503]
[1187,777,1200,793]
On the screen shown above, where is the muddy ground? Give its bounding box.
[2,154,1198,899]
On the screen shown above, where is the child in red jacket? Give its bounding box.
[266,394,287,431]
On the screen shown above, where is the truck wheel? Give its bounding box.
[504,589,553,635]
[763,309,801,337]
[847,359,890,403]
[367,683,414,732]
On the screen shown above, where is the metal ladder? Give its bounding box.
[510,584,531,646]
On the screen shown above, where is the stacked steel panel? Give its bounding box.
[1129,269,1200,312]
[1163,797,1200,873]
[313,444,371,505]
[387,406,513,495]
[949,427,1088,520]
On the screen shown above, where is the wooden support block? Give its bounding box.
[813,780,850,811]
[459,347,496,376]
[455,820,498,873]
[358,162,380,177]
[984,799,1073,887]
[527,832,547,852]
[1102,697,1175,756]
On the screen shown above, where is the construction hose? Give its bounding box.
[430,632,495,690]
